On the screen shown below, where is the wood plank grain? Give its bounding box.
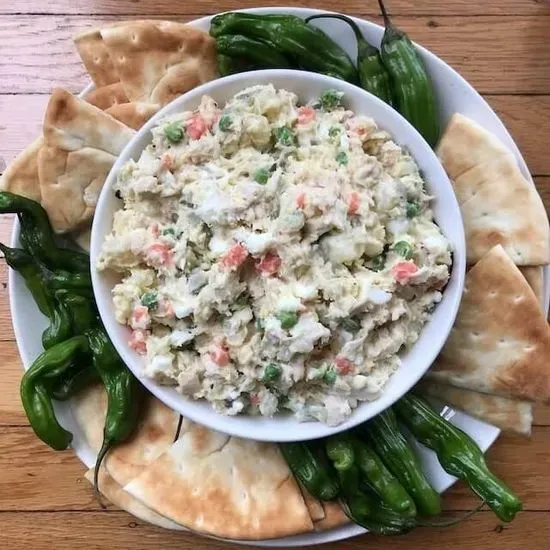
[0,261,15,342]
[0,15,549,95]
[0,423,549,511]
[534,177,550,216]
[1,511,548,549]
[1,0,546,16]
[2,94,550,174]
[534,403,550,426]
[0,340,24,424]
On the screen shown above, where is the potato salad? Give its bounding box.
[98,84,452,426]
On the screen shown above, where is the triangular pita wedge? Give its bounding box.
[519,266,544,307]
[106,102,160,130]
[85,468,184,530]
[437,113,512,180]
[71,384,180,487]
[0,137,43,202]
[427,245,550,402]
[38,145,115,233]
[72,225,92,252]
[123,423,313,540]
[453,156,549,265]
[43,88,135,155]
[298,483,326,522]
[313,501,349,531]
[417,380,532,436]
[84,82,129,110]
[100,20,217,105]
[74,27,120,88]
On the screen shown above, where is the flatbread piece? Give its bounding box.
[124,423,313,540]
[519,266,544,307]
[106,102,159,130]
[437,113,549,265]
[74,27,120,88]
[85,82,129,110]
[100,20,217,105]
[417,380,532,436]
[314,501,349,531]
[85,468,184,530]
[0,137,43,202]
[427,244,550,402]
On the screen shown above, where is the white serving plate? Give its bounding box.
[91,68,465,443]
[8,7,549,546]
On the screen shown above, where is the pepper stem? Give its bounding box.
[93,439,111,509]
[418,501,486,528]
[378,0,392,27]
[174,414,184,442]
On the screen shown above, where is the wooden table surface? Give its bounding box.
[1,1,550,548]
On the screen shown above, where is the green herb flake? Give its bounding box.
[340,317,361,333]
[324,368,337,385]
[336,151,348,166]
[164,122,184,144]
[254,167,270,185]
[392,241,413,260]
[219,114,232,132]
[141,291,158,310]
[320,89,344,111]
[162,227,176,237]
[369,253,386,272]
[328,126,341,137]
[277,311,298,330]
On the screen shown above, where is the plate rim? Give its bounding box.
[7,6,548,547]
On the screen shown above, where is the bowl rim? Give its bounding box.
[90,68,466,442]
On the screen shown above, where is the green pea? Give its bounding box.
[277,311,298,330]
[254,167,270,185]
[162,227,176,237]
[275,126,295,147]
[263,363,282,383]
[219,114,232,132]
[340,317,361,333]
[141,291,158,310]
[164,122,184,143]
[328,126,341,137]
[324,368,337,385]
[392,241,413,260]
[336,151,348,166]
[320,89,344,111]
[369,253,386,272]
[406,199,421,218]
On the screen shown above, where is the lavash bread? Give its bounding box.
[84,82,129,110]
[427,245,550,402]
[417,380,533,436]
[437,113,550,265]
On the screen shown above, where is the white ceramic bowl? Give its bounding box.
[91,68,465,442]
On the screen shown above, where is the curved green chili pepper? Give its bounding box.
[0,242,53,318]
[42,299,72,350]
[51,364,100,401]
[359,409,441,516]
[394,394,522,523]
[54,289,98,334]
[0,191,89,273]
[20,336,89,450]
[338,465,417,535]
[377,0,440,146]
[45,269,92,293]
[215,34,293,68]
[306,14,393,105]
[210,13,357,82]
[354,437,416,516]
[87,327,141,501]
[279,441,340,501]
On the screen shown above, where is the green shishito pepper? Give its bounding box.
[210,13,357,82]
[325,433,355,471]
[215,34,292,69]
[377,0,440,147]
[354,438,416,517]
[359,409,441,517]
[51,364,99,401]
[394,394,523,522]
[54,289,98,334]
[20,336,90,450]
[42,299,72,350]
[306,14,393,106]
[0,191,89,274]
[279,441,339,501]
[216,53,261,77]
[338,464,417,536]
[87,327,141,499]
